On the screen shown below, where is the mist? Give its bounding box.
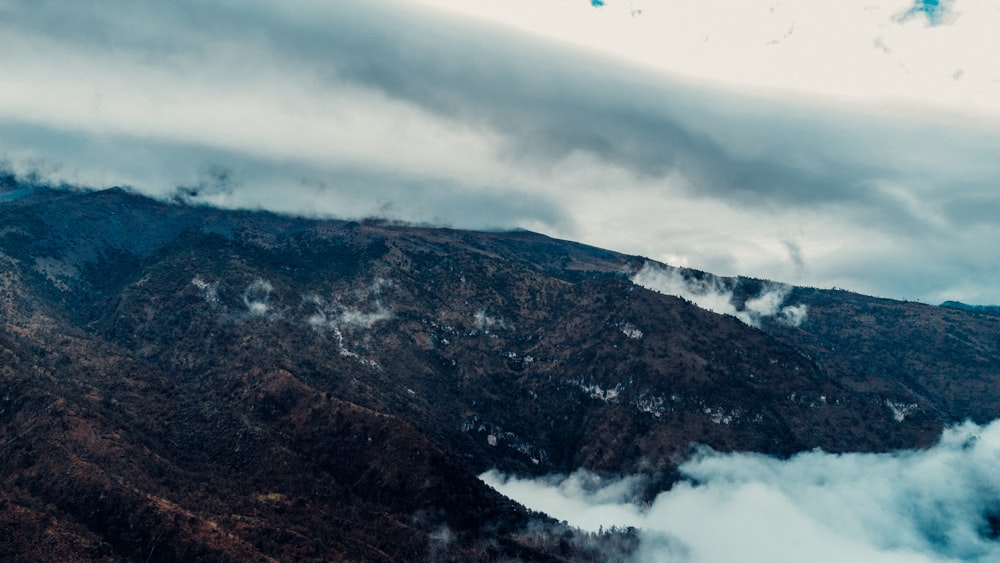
[631,262,807,328]
[483,419,1000,562]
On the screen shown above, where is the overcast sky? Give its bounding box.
[2,0,999,303]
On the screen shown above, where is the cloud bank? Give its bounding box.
[1,0,999,304]
[483,418,1000,563]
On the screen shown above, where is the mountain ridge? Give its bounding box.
[3,182,999,560]
[941,300,1000,314]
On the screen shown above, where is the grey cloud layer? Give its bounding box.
[2,0,999,302]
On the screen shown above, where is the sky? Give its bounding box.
[1,0,999,303]
[482,418,1000,563]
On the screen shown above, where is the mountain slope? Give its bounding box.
[2,183,999,560]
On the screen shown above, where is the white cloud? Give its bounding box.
[473,310,512,334]
[305,288,394,333]
[481,469,646,532]
[242,278,274,317]
[778,303,809,327]
[630,262,807,327]
[303,281,394,368]
[483,419,1000,563]
[338,307,393,330]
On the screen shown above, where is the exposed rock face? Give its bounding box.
[2,184,999,560]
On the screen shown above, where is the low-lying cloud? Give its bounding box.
[304,279,395,369]
[631,262,807,327]
[482,418,1000,563]
[472,309,513,334]
[242,278,275,318]
[306,278,394,332]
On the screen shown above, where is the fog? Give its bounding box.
[483,419,1000,562]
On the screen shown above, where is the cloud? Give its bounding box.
[483,418,1000,563]
[242,278,274,317]
[304,280,394,368]
[630,262,807,328]
[306,296,393,332]
[472,310,513,334]
[1,0,1000,304]
[481,469,647,532]
[782,238,807,279]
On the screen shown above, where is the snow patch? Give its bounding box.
[503,350,534,363]
[635,395,668,418]
[581,381,625,402]
[462,415,548,464]
[619,322,643,339]
[703,406,739,425]
[886,399,919,422]
[191,276,220,306]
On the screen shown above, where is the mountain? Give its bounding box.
[2,181,999,561]
[941,300,1000,314]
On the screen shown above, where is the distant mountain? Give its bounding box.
[2,181,999,560]
[941,300,1000,314]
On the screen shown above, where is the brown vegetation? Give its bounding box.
[2,184,998,560]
